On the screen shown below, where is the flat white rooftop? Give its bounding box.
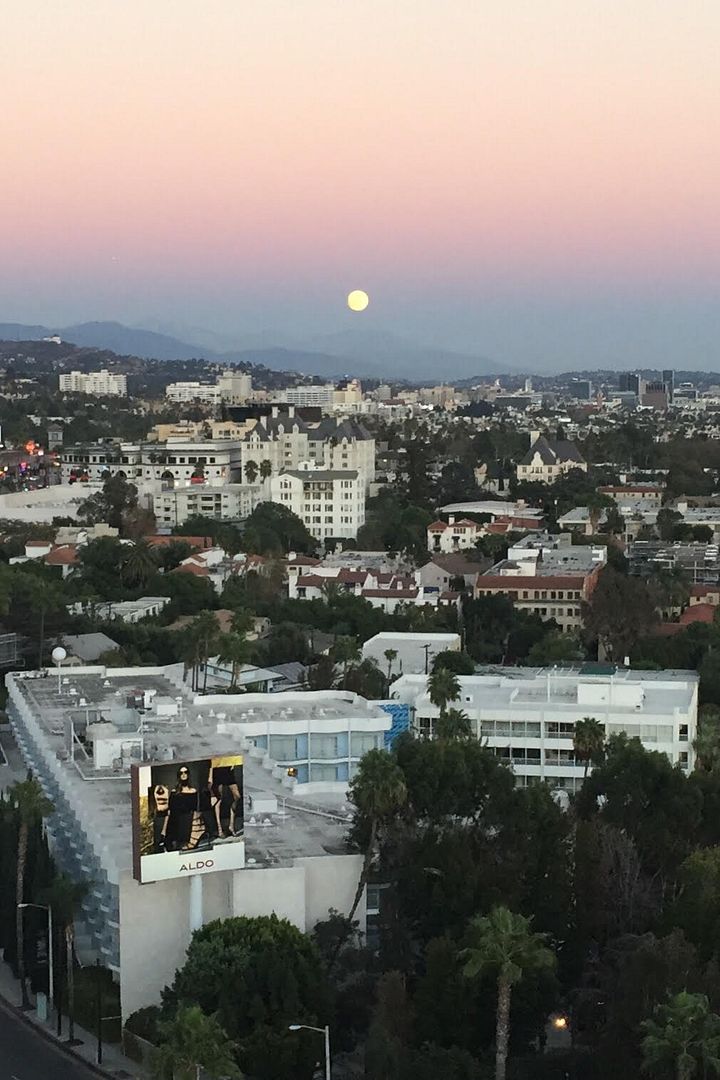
[392,665,698,716]
[7,669,360,884]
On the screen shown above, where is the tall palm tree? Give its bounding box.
[332,636,361,685]
[244,459,259,484]
[21,576,65,669]
[573,716,606,779]
[42,874,88,1043]
[216,632,251,690]
[383,649,398,687]
[193,610,221,693]
[347,749,407,925]
[9,779,54,1008]
[461,906,556,1080]
[436,708,472,741]
[151,1004,241,1080]
[121,539,159,590]
[259,459,273,481]
[427,667,461,726]
[641,991,720,1080]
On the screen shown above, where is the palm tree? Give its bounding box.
[151,1004,241,1080]
[193,610,221,693]
[346,749,407,925]
[332,635,361,685]
[41,874,88,1043]
[216,632,251,690]
[461,906,556,1080]
[427,667,461,728]
[436,708,472,741]
[121,539,159,590]
[244,459,259,484]
[9,778,54,1008]
[383,648,398,687]
[21,576,65,668]
[573,716,606,779]
[259,459,273,481]
[641,991,720,1080]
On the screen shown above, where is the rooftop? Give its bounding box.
[391,665,698,716]
[7,669,368,884]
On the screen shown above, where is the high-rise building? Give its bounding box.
[619,372,641,395]
[663,369,675,401]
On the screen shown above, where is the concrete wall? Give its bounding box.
[119,852,364,1019]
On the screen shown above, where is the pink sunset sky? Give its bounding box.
[2,0,719,371]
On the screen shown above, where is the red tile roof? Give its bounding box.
[45,545,79,566]
[680,603,716,625]
[146,535,212,549]
[171,562,209,577]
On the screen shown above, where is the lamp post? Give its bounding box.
[52,646,66,694]
[288,1023,331,1080]
[17,902,53,1009]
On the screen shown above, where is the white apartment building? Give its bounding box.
[153,483,262,528]
[271,467,365,541]
[59,370,127,397]
[165,381,221,405]
[240,410,375,490]
[281,385,335,408]
[61,440,243,485]
[216,370,252,403]
[362,632,462,675]
[392,666,698,793]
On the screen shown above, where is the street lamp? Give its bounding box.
[288,1023,331,1080]
[17,902,53,1008]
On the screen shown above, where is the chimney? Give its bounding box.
[448,514,455,525]
[530,431,541,446]
[288,405,295,418]
[271,405,279,418]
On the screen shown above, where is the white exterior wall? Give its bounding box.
[362,632,461,675]
[165,382,221,404]
[119,852,364,1018]
[59,370,127,396]
[270,471,365,540]
[393,670,698,794]
[153,483,262,527]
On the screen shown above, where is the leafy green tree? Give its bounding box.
[427,667,460,720]
[8,779,54,1007]
[641,991,720,1080]
[163,915,330,1080]
[347,750,408,924]
[582,567,659,660]
[694,706,720,772]
[576,734,702,879]
[152,1004,241,1080]
[242,502,316,556]
[461,907,556,1080]
[432,650,476,676]
[573,717,606,779]
[365,971,413,1080]
[527,629,583,667]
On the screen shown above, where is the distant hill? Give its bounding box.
[0,320,509,380]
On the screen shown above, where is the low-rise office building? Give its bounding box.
[475,533,606,632]
[362,632,462,675]
[392,665,698,793]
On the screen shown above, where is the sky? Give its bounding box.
[2,0,720,372]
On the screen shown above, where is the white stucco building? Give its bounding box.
[5,667,378,1019]
[270,466,365,540]
[59,370,127,397]
[391,665,698,794]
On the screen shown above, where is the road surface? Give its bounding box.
[0,999,100,1079]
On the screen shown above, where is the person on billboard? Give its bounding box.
[161,765,206,851]
[210,762,243,839]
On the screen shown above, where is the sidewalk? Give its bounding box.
[0,957,147,1078]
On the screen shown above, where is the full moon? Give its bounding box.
[347,289,369,312]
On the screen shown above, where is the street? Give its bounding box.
[0,998,100,1080]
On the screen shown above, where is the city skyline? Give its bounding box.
[3,1,720,372]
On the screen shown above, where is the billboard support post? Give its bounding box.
[189,874,203,934]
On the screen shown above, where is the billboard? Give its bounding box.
[131,755,244,883]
